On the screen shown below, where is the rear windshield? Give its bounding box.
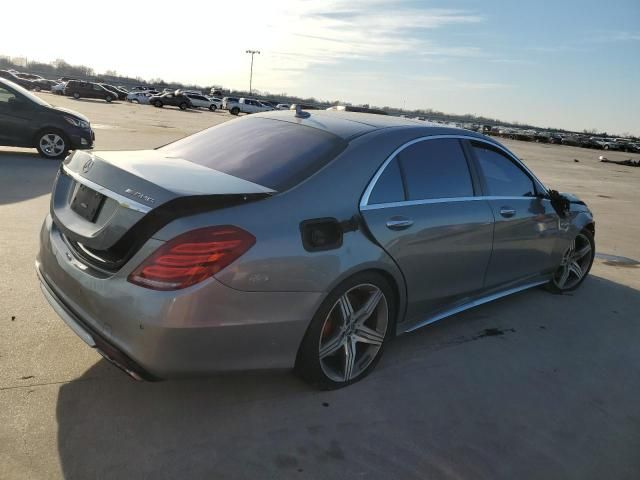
[158,117,347,191]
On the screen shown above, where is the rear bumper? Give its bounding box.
[36,215,322,379]
[37,267,155,381]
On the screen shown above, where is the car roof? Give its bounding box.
[252,110,487,141]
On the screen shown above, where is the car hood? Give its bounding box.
[49,106,90,123]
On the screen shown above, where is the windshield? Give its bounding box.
[159,117,347,191]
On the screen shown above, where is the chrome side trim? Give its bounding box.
[404,279,548,333]
[62,165,152,214]
[359,134,548,208]
[361,195,538,211]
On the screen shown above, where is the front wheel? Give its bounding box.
[72,92,80,99]
[295,272,395,389]
[209,104,217,111]
[34,86,42,92]
[547,230,595,293]
[230,107,240,115]
[179,102,188,110]
[36,131,69,159]
[154,100,163,108]
[105,95,113,103]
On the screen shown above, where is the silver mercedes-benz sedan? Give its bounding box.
[36,110,595,389]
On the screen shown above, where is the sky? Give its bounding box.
[2,0,639,135]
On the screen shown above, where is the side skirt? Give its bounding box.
[403,279,549,334]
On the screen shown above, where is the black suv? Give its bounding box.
[0,78,94,158]
[64,80,117,102]
[148,91,193,110]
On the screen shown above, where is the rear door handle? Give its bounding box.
[500,207,516,218]
[386,217,414,230]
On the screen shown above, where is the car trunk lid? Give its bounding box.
[51,150,273,270]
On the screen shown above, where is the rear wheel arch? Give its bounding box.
[320,266,406,337]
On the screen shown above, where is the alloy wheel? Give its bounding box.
[318,283,388,382]
[552,233,593,290]
[39,133,66,158]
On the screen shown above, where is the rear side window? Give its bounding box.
[398,139,474,200]
[159,117,347,191]
[471,142,535,197]
[368,158,405,204]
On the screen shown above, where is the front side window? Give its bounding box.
[471,142,535,197]
[0,87,17,106]
[398,138,474,200]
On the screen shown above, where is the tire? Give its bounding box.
[230,107,240,115]
[295,272,396,390]
[209,104,217,111]
[603,145,609,150]
[105,95,113,103]
[546,229,595,293]
[73,92,80,99]
[179,102,188,110]
[131,99,139,104]
[35,130,69,159]
[154,100,163,108]
[34,86,42,92]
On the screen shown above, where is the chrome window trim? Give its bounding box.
[360,195,538,211]
[62,165,152,214]
[359,134,548,208]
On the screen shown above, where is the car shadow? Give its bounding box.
[55,273,640,479]
[0,150,60,205]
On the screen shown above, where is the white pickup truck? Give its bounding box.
[228,98,273,115]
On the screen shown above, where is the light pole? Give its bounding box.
[245,49,260,95]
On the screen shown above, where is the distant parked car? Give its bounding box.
[222,96,240,110]
[0,77,94,158]
[148,91,193,110]
[31,79,58,92]
[51,82,67,95]
[126,91,154,104]
[131,86,152,91]
[276,103,290,110]
[99,84,127,101]
[64,80,117,102]
[14,73,56,92]
[561,136,581,147]
[185,93,219,111]
[228,98,273,115]
[0,70,35,90]
[589,137,620,150]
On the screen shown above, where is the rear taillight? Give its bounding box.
[128,226,255,291]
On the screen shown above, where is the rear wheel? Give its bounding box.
[73,92,80,99]
[34,86,42,92]
[154,100,163,108]
[105,95,113,103]
[131,99,139,104]
[547,230,595,293]
[209,104,217,111]
[295,272,395,389]
[36,131,69,159]
[179,102,188,110]
[230,107,240,115]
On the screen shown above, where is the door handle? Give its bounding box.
[386,217,414,230]
[500,207,516,218]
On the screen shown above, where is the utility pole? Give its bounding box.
[245,50,260,95]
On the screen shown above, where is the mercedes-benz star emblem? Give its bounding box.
[82,158,94,173]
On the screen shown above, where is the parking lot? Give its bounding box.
[1,94,639,479]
